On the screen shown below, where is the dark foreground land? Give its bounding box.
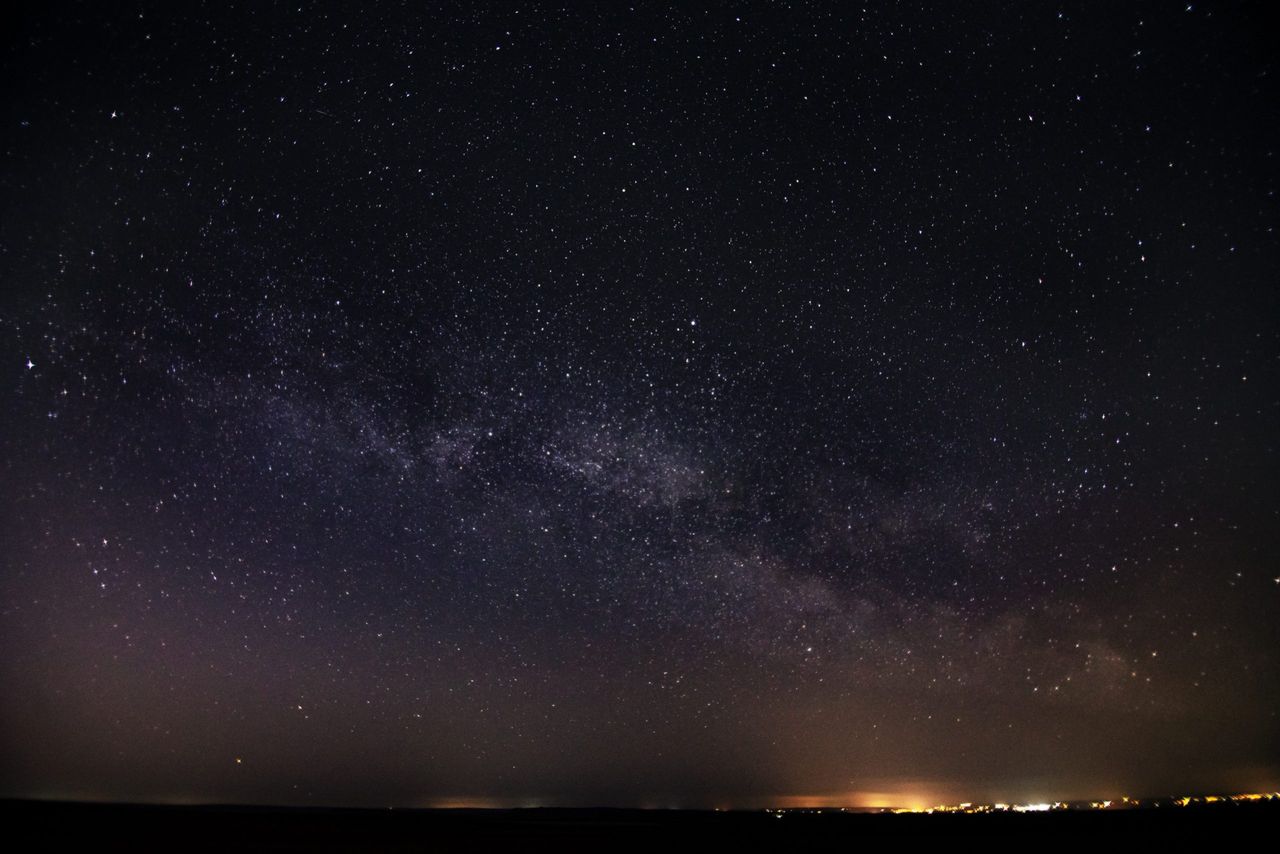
[5,798,1277,850]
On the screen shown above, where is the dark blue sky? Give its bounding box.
[1,1,1276,808]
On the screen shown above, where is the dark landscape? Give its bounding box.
[7,797,1280,848]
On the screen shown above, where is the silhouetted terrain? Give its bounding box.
[6,798,1277,849]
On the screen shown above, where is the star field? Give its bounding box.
[1,2,1277,808]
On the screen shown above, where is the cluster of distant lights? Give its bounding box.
[887,793,1277,815]
[761,792,1278,817]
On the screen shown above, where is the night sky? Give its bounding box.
[2,2,1277,810]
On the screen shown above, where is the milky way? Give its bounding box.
[1,3,1276,808]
